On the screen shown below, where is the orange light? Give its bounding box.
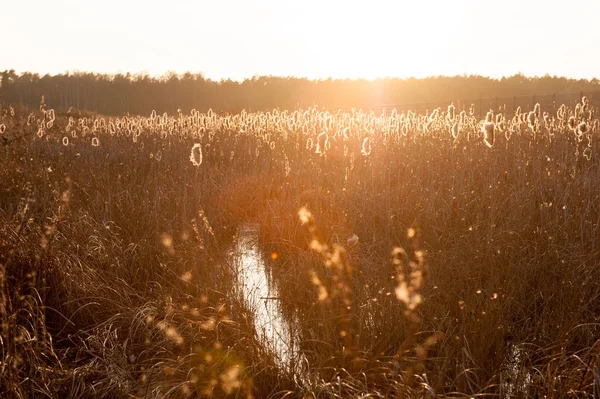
[271,252,279,261]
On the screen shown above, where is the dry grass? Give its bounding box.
[0,101,599,397]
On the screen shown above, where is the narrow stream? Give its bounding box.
[231,223,304,375]
[231,224,531,395]
[501,344,532,397]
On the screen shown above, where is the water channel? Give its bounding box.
[230,223,305,376]
[230,223,529,395]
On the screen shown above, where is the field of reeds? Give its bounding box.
[1,98,599,398]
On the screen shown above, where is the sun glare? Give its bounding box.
[1,0,599,80]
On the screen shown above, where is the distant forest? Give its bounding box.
[1,70,599,115]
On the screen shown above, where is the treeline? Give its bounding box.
[1,69,599,115]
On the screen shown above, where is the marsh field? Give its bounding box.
[1,98,599,398]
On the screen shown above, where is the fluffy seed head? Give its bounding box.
[361,137,372,156]
[451,122,459,139]
[528,111,536,126]
[568,116,576,130]
[482,122,495,148]
[190,143,203,166]
[447,104,455,121]
[315,132,328,154]
[534,103,541,119]
[306,138,314,150]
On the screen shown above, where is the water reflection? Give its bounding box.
[501,344,532,398]
[232,223,303,374]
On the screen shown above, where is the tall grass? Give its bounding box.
[0,100,599,397]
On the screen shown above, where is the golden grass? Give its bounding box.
[0,100,599,397]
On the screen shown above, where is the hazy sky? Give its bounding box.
[2,0,599,81]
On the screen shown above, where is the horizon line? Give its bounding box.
[2,69,600,84]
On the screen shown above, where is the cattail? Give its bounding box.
[315,132,328,154]
[401,123,408,137]
[482,122,495,148]
[189,143,203,166]
[447,104,455,122]
[582,96,589,114]
[534,103,541,119]
[498,120,506,133]
[543,112,550,126]
[306,138,313,150]
[485,111,493,123]
[583,147,592,160]
[568,116,576,130]
[527,111,536,127]
[451,122,459,139]
[520,113,527,124]
[342,127,350,139]
[424,121,431,133]
[557,104,565,120]
[92,137,100,147]
[469,104,475,116]
[0,124,5,134]
[62,137,69,146]
[429,108,439,121]
[361,137,372,156]
[578,121,588,135]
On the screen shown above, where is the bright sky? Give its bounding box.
[2,0,599,81]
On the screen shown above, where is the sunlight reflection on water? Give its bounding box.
[501,344,532,398]
[232,223,304,375]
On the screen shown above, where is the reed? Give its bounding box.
[0,98,598,397]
